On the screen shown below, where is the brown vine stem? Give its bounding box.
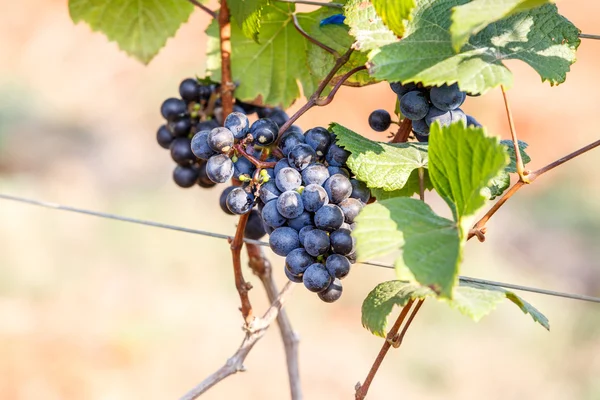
[501,85,529,182]
[468,138,600,241]
[293,14,338,57]
[219,0,234,117]
[179,282,295,400]
[230,212,254,324]
[247,244,302,400]
[187,0,217,18]
[391,118,412,143]
[355,300,415,400]
[233,143,278,169]
[276,47,355,138]
[315,66,367,106]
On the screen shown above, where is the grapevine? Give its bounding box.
[60,0,600,398]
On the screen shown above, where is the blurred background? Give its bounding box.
[1,0,600,399]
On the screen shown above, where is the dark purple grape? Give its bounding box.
[208,127,235,153]
[197,119,220,131]
[226,187,254,214]
[206,154,234,183]
[233,156,256,179]
[350,179,370,203]
[224,112,250,140]
[191,130,216,160]
[466,115,482,128]
[157,125,174,149]
[261,199,287,228]
[288,144,317,171]
[327,166,350,178]
[325,254,351,279]
[161,98,187,121]
[279,129,306,156]
[301,164,330,186]
[305,127,332,157]
[430,83,466,111]
[269,227,300,256]
[266,108,289,128]
[170,117,192,137]
[325,143,349,167]
[298,225,315,246]
[339,198,363,224]
[368,109,392,132]
[314,204,344,232]
[412,118,430,136]
[259,180,281,203]
[220,186,236,215]
[245,210,267,240]
[302,184,329,212]
[390,82,417,97]
[400,91,430,120]
[284,267,304,283]
[329,229,354,255]
[251,118,279,146]
[285,248,314,276]
[277,191,304,219]
[197,161,217,188]
[274,159,291,176]
[323,174,352,204]
[179,78,200,103]
[288,211,313,231]
[303,263,332,293]
[318,278,343,302]
[275,167,302,192]
[170,137,195,166]
[173,165,199,188]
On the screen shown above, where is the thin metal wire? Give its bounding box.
[579,33,600,40]
[1,192,600,304]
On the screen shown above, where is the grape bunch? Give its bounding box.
[367,82,482,142]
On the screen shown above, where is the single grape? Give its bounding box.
[285,248,314,276]
[411,118,430,136]
[368,109,392,132]
[323,174,352,204]
[261,199,287,228]
[318,278,343,303]
[157,125,174,149]
[415,132,429,143]
[197,120,220,131]
[275,167,302,192]
[400,91,430,120]
[191,130,217,160]
[208,127,235,153]
[425,106,452,127]
[179,78,200,103]
[325,143,349,167]
[170,117,192,137]
[430,83,466,111]
[327,166,350,178]
[197,161,217,188]
[466,115,482,128]
[298,225,315,246]
[251,118,279,146]
[266,108,290,128]
[302,184,329,212]
[284,266,304,283]
[390,81,417,97]
[219,186,236,215]
[226,187,255,215]
[236,100,260,115]
[325,254,351,279]
[288,144,317,171]
[161,98,187,121]
[206,154,234,183]
[233,156,256,179]
[263,222,275,235]
[198,84,214,101]
[269,227,300,256]
[173,165,199,188]
[350,179,370,203]
[314,204,344,232]
[245,210,267,240]
[301,164,330,186]
[303,263,332,293]
[274,159,291,177]
[288,211,313,231]
[303,229,330,257]
[329,229,354,255]
[279,129,306,156]
[340,222,352,232]
[258,180,281,204]
[170,137,196,165]
[305,127,332,157]
[277,191,304,219]
[224,112,250,140]
[339,198,364,224]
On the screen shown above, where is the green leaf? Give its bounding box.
[450,0,550,51]
[228,0,268,41]
[69,0,194,64]
[296,8,374,87]
[428,122,508,232]
[368,0,580,94]
[330,123,428,191]
[344,0,398,51]
[372,0,416,38]
[371,168,433,199]
[361,280,431,337]
[361,280,549,337]
[482,170,511,200]
[501,140,531,173]
[206,3,320,107]
[353,198,461,298]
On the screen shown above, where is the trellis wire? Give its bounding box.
[1,192,599,304]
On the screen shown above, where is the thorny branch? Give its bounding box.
[179,282,295,400]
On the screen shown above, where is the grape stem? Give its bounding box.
[234,143,278,169]
[230,212,254,323]
[276,47,356,139]
[219,0,235,118]
[501,85,530,183]
[468,138,600,241]
[418,167,425,201]
[247,244,302,400]
[178,282,295,400]
[293,14,339,57]
[390,118,412,143]
[274,0,344,8]
[187,0,217,18]
[579,33,600,40]
[355,299,424,400]
[315,65,367,106]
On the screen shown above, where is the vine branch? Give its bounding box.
[391,118,412,143]
[501,85,529,182]
[315,65,367,106]
[247,244,302,400]
[187,0,217,18]
[219,0,234,118]
[229,213,254,324]
[293,14,338,57]
[179,282,295,400]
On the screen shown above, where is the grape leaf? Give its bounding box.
[370,169,433,200]
[344,0,398,51]
[228,0,268,41]
[482,170,511,200]
[372,0,416,38]
[369,0,580,95]
[483,140,531,199]
[451,0,550,51]
[353,198,461,298]
[69,0,194,64]
[428,122,508,233]
[330,123,428,191]
[206,3,320,107]
[362,280,549,337]
[501,140,531,173]
[296,8,373,86]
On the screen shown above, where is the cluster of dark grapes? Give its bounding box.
[367,82,482,142]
